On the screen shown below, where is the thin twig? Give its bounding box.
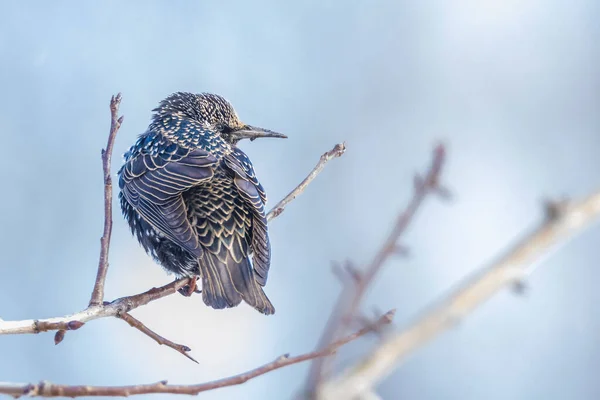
[266,142,346,221]
[89,93,124,307]
[318,191,600,399]
[0,311,394,398]
[305,144,447,391]
[117,312,198,364]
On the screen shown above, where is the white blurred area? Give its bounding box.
[0,1,599,399]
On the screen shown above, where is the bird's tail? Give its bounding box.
[199,251,275,315]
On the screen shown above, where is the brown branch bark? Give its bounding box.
[89,93,124,307]
[0,311,394,398]
[117,312,199,364]
[0,278,189,336]
[266,143,346,221]
[305,144,447,392]
[318,192,600,399]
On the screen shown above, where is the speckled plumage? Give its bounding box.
[118,92,283,315]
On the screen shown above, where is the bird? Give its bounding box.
[118,92,286,315]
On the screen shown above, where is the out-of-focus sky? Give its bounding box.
[1,1,599,399]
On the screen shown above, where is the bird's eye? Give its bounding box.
[216,123,233,134]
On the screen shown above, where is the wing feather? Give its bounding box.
[120,147,218,256]
[223,148,271,285]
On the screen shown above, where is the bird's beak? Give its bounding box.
[232,125,288,142]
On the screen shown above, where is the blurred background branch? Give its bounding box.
[305,144,448,394]
[317,191,600,399]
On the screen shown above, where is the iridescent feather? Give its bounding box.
[118,92,278,315]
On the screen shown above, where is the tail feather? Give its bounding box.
[199,251,275,315]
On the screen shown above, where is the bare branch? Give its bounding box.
[305,144,447,390]
[0,311,394,398]
[266,142,346,221]
[318,189,600,399]
[89,93,124,307]
[0,279,189,336]
[117,312,198,364]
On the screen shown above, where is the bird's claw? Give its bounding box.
[178,276,201,297]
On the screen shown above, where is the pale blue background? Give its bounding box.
[1,1,599,399]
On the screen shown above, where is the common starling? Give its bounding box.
[118,92,286,315]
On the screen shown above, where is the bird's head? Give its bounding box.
[155,92,287,145]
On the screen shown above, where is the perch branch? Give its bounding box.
[305,144,447,391]
[89,93,124,307]
[0,279,189,336]
[0,311,394,398]
[318,191,600,399]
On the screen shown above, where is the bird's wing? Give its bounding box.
[223,148,271,286]
[119,147,218,257]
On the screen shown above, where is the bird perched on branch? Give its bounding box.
[118,92,286,315]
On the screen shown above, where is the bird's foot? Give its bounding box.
[178,276,201,297]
